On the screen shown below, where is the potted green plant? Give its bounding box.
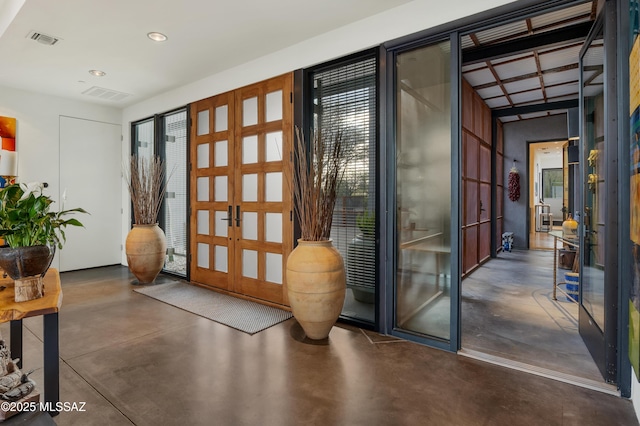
[123,154,171,284]
[285,127,352,340]
[0,182,87,301]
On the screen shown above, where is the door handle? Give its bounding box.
[235,205,241,227]
[219,205,233,227]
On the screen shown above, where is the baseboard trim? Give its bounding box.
[458,348,619,396]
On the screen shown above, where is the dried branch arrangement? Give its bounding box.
[292,127,351,241]
[124,155,169,225]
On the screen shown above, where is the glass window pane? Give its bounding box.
[312,55,377,323]
[214,140,228,167]
[396,41,451,340]
[214,210,228,237]
[243,97,258,127]
[197,210,209,235]
[242,211,258,240]
[266,253,283,284]
[134,119,154,158]
[197,243,209,268]
[197,143,209,169]
[215,176,228,202]
[265,213,282,243]
[265,172,282,202]
[242,174,258,202]
[243,135,258,164]
[215,105,228,132]
[242,249,258,279]
[265,131,283,162]
[215,246,228,273]
[197,177,209,202]
[197,110,209,135]
[266,90,283,122]
[162,109,188,277]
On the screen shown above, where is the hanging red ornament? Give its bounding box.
[508,166,520,202]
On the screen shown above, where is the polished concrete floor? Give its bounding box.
[1,265,637,425]
[462,249,604,386]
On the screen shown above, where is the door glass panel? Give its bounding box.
[265,172,282,202]
[242,174,258,202]
[197,110,209,135]
[242,211,258,240]
[214,211,228,237]
[215,105,228,132]
[266,90,283,122]
[243,97,258,126]
[215,246,228,273]
[197,177,209,202]
[214,176,228,202]
[197,144,209,168]
[396,41,451,340]
[162,109,188,276]
[242,249,258,279]
[214,140,228,167]
[265,213,282,243]
[197,210,209,235]
[266,131,283,162]
[582,29,605,328]
[266,252,283,284]
[197,243,209,268]
[243,135,258,164]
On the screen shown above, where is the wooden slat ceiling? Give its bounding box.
[461,1,597,122]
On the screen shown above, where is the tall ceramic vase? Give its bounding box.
[125,223,166,284]
[285,239,346,340]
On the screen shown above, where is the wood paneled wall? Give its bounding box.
[462,79,503,276]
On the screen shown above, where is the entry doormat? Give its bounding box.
[134,282,292,335]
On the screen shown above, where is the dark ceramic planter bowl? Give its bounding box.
[0,245,55,280]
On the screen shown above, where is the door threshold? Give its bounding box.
[458,348,618,396]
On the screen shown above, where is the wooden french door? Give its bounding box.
[462,79,492,275]
[190,73,293,306]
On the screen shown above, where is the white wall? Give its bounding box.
[119,0,517,262]
[0,85,121,270]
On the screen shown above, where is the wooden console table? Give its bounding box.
[400,232,449,290]
[549,231,579,302]
[0,269,61,416]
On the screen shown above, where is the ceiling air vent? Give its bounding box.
[82,86,131,102]
[27,31,61,46]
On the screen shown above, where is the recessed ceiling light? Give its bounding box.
[147,32,167,42]
[89,69,106,77]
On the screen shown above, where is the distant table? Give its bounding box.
[0,269,61,416]
[399,232,449,290]
[549,231,579,302]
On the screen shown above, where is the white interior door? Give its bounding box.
[59,116,122,271]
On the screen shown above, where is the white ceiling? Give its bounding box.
[0,0,411,108]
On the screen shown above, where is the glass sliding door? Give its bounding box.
[581,27,605,333]
[395,40,452,340]
[578,1,618,383]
